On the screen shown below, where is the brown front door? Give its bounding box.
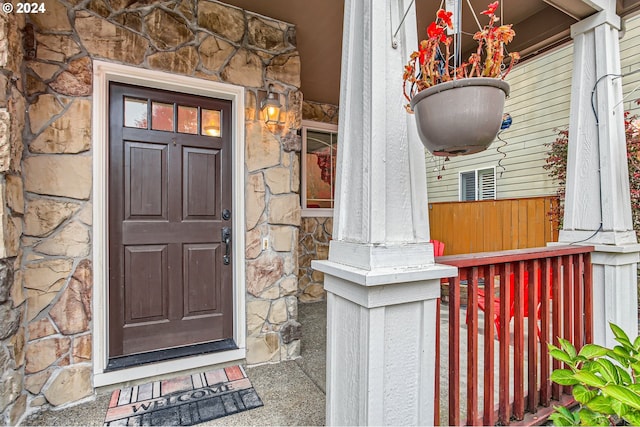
[108,83,233,360]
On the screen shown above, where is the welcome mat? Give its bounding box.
[104,365,263,426]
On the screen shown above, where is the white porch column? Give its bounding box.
[312,0,455,425]
[559,0,640,347]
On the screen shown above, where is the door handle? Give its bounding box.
[222,227,231,265]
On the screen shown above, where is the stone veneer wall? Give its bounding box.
[297,101,338,302]
[298,217,331,302]
[0,10,28,426]
[302,100,339,125]
[2,0,303,419]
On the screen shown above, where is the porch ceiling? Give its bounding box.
[221,0,640,106]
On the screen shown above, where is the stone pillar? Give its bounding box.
[559,3,640,347]
[0,10,27,426]
[312,1,455,425]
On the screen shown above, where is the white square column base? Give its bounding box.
[313,260,456,426]
[590,244,640,347]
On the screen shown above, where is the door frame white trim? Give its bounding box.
[92,61,246,387]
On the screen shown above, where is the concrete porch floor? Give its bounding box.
[23,302,328,426]
[23,300,516,426]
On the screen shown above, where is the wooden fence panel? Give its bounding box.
[428,196,559,255]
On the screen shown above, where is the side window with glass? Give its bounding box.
[302,121,338,216]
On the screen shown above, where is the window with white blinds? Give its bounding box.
[460,171,476,201]
[459,167,496,201]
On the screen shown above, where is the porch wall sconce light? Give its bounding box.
[261,84,282,124]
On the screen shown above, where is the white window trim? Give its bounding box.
[301,120,338,217]
[92,61,246,387]
[458,166,497,201]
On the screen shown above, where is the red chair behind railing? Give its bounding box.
[471,273,518,340]
[468,269,552,341]
[431,239,445,256]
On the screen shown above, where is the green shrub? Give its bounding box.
[549,323,640,426]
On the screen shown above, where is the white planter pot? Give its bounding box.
[410,78,510,156]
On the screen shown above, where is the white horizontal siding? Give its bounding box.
[426,14,640,202]
[620,15,640,117]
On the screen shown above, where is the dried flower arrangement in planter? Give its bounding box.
[403,1,519,156]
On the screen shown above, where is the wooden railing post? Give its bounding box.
[483,265,496,426]
[540,257,552,406]
[467,267,479,425]
[584,253,593,343]
[513,261,525,420]
[573,254,585,350]
[551,256,562,400]
[449,275,461,426]
[527,259,540,413]
[435,299,441,426]
[499,262,511,424]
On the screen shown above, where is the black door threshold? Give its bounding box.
[106,339,237,372]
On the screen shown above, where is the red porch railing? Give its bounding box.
[434,245,594,426]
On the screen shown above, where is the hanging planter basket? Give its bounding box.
[410,78,510,156]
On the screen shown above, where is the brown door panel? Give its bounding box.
[124,141,168,220]
[122,127,225,150]
[123,245,169,324]
[183,147,221,220]
[121,222,225,243]
[183,243,223,316]
[122,314,226,355]
[109,82,233,359]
